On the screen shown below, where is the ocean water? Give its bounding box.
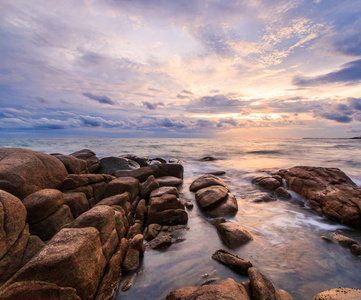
[1,138,361,299]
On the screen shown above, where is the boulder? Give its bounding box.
[0,281,81,300]
[146,234,173,250]
[209,217,226,226]
[276,290,293,300]
[149,194,185,212]
[122,234,144,273]
[0,148,68,199]
[70,149,100,173]
[21,235,44,266]
[313,287,361,300]
[127,221,142,239]
[350,244,361,256]
[61,174,113,191]
[216,222,253,248]
[199,156,218,161]
[53,154,88,174]
[253,193,276,203]
[275,187,292,199]
[29,205,74,241]
[150,186,179,198]
[135,199,147,224]
[165,287,197,300]
[277,166,361,227]
[99,157,140,175]
[101,229,119,262]
[333,234,358,248]
[190,174,228,192]
[3,227,107,300]
[95,192,131,211]
[0,190,27,259]
[206,193,238,217]
[63,192,89,218]
[258,177,281,191]
[147,208,188,226]
[140,175,160,197]
[103,177,139,200]
[156,176,183,187]
[23,189,64,224]
[195,186,228,209]
[120,154,148,167]
[248,267,276,300]
[144,224,162,241]
[212,249,252,275]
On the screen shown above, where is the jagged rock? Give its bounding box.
[150,186,179,198]
[145,224,162,241]
[190,174,228,192]
[3,227,107,300]
[146,234,173,249]
[156,176,183,187]
[63,192,89,218]
[314,287,361,300]
[212,249,252,275]
[99,157,140,175]
[195,186,228,209]
[206,193,238,217]
[276,166,361,228]
[53,154,88,174]
[216,222,253,249]
[103,177,139,200]
[0,148,68,199]
[140,175,160,197]
[70,149,100,174]
[127,221,142,239]
[23,189,64,224]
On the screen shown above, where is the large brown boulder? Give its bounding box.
[313,287,361,299]
[216,222,253,249]
[190,174,228,192]
[212,249,252,275]
[277,166,361,227]
[140,175,159,197]
[195,186,228,209]
[69,149,100,173]
[53,154,88,174]
[99,157,140,175]
[206,193,238,217]
[103,177,139,200]
[61,174,113,191]
[63,192,89,218]
[150,186,179,198]
[248,267,276,300]
[0,148,68,199]
[156,176,183,187]
[2,227,107,300]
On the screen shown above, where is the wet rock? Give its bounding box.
[314,287,361,300]
[333,234,358,248]
[209,217,226,226]
[185,201,194,209]
[320,236,333,243]
[216,222,253,249]
[23,189,65,224]
[140,175,160,197]
[165,287,197,300]
[122,235,144,273]
[208,171,226,176]
[135,199,147,224]
[29,204,74,241]
[144,224,162,241]
[149,160,161,166]
[253,193,276,203]
[156,176,183,187]
[70,149,100,173]
[258,177,282,191]
[276,166,361,228]
[121,272,137,292]
[0,148,68,199]
[0,281,81,300]
[248,267,276,300]
[95,192,131,211]
[104,177,139,200]
[127,220,142,239]
[150,186,179,198]
[350,244,361,256]
[199,156,218,161]
[146,234,173,249]
[200,278,219,286]
[190,174,228,192]
[120,154,148,167]
[212,249,252,275]
[0,190,27,259]
[53,154,88,174]
[195,185,228,209]
[100,157,140,175]
[275,187,292,199]
[61,174,113,191]
[3,227,107,300]
[63,192,89,218]
[206,193,238,217]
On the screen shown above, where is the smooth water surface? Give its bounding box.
[1,138,360,299]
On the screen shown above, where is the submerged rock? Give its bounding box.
[216,222,253,249]
[333,234,358,248]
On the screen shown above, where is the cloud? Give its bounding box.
[187,94,247,113]
[142,101,164,110]
[82,92,116,105]
[316,112,352,123]
[34,96,50,103]
[78,115,126,127]
[293,59,361,86]
[1,108,32,117]
[158,118,187,128]
[334,35,361,57]
[348,98,361,110]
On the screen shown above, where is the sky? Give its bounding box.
[0,0,361,138]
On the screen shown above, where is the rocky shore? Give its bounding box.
[0,147,360,299]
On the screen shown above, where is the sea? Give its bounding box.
[1,138,361,300]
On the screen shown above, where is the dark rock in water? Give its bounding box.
[120,272,137,292]
[127,221,143,240]
[2,227,107,300]
[70,149,100,174]
[333,234,358,248]
[0,148,68,199]
[150,186,179,198]
[122,234,144,273]
[206,193,238,217]
[104,177,139,200]
[253,193,276,203]
[23,189,64,224]
[248,267,276,300]
[209,217,226,226]
[314,287,361,299]
[53,154,88,174]
[320,236,333,243]
[156,176,183,187]
[208,171,226,176]
[276,166,361,228]
[146,234,173,249]
[145,224,162,241]
[195,186,228,209]
[212,249,252,275]
[149,160,161,166]
[190,174,228,192]
[258,177,282,191]
[185,201,194,209]
[63,192,89,218]
[350,244,361,256]
[120,154,148,167]
[199,278,219,286]
[152,157,167,164]
[275,187,292,199]
[216,222,253,249]
[99,157,140,175]
[0,281,82,300]
[168,158,186,164]
[199,156,218,161]
[140,175,160,197]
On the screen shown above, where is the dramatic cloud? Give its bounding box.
[82,93,116,105]
[316,112,353,123]
[293,59,361,86]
